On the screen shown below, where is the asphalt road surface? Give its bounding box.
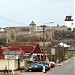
[47,58,75,75]
[20,57,75,75]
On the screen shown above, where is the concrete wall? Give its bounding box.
[0,59,18,70]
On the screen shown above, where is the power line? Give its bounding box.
[0,16,26,25]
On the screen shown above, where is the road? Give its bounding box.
[20,58,75,75]
[47,58,75,75]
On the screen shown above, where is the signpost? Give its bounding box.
[51,48,55,55]
[51,48,55,61]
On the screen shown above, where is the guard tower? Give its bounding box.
[65,16,73,31]
[29,21,36,34]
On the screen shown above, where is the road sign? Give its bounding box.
[51,48,55,55]
[3,51,21,59]
[3,51,21,55]
[4,55,19,59]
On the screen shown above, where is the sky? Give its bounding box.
[0,0,74,28]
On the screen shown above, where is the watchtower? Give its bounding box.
[29,21,36,34]
[65,16,73,31]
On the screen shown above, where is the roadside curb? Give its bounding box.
[58,59,72,66]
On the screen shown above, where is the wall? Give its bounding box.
[0,59,18,70]
[65,21,73,31]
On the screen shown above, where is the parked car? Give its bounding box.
[35,62,49,66]
[34,62,50,69]
[49,61,56,68]
[26,64,49,72]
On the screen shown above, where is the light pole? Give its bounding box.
[40,25,47,73]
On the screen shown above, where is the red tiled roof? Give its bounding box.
[7,47,21,51]
[12,46,34,53]
[8,47,26,57]
[0,44,43,59]
[31,43,43,53]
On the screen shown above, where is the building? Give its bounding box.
[29,21,36,34]
[12,43,43,62]
[0,43,46,70]
[65,16,73,31]
[0,47,26,70]
[0,16,74,43]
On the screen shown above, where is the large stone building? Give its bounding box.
[0,16,74,43]
[0,21,36,43]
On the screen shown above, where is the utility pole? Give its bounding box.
[41,25,47,73]
[63,42,64,61]
[40,22,54,72]
[5,31,9,44]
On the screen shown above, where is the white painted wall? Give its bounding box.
[0,59,18,70]
[65,21,73,31]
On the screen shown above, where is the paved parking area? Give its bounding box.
[0,59,72,75]
[0,71,47,75]
[21,72,46,75]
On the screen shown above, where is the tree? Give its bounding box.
[0,38,7,47]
